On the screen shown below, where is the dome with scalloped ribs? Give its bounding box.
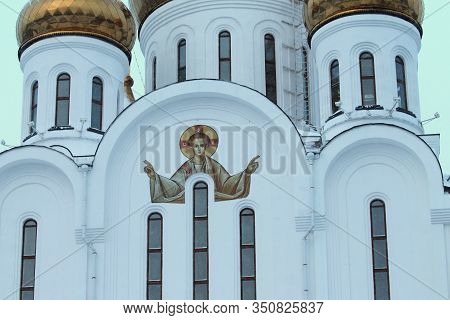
[305,0,424,35]
[129,0,171,27]
[17,0,136,57]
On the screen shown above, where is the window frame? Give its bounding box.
[302,47,310,123]
[240,208,256,300]
[152,56,157,91]
[359,52,377,106]
[91,77,103,131]
[264,34,277,104]
[370,200,391,300]
[193,181,209,300]
[55,73,71,127]
[218,31,232,82]
[330,59,341,114]
[395,56,408,110]
[20,219,38,300]
[30,81,38,134]
[147,213,163,300]
[178,39,187,82]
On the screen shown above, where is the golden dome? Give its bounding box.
[17,0,136,59]
[305,0,424,36]
[129,0,171,28]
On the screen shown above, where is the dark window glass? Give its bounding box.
[21,290,34,301]
[91,77,103,130]
[370,200,390,300]
[148,218,162,249]
[152,57,157,91]
[20,219,37,300]
[194,251,208,281]
[395,56,408,109]
[55,73,71,127]
[374,272,390,300]
[302,47,310,123]
[194,187,208,217]
[330,60,341,114]
[240,208,256,300]
[178,39,187,82]
[30,82,38,134]
[194,220,208,248]
[219,31,231,81]
[194,284,208,300]
[147,213,163,300]
[193,182,208,300]
[359,52,377,106]
[148,285,162,301]
[264,34,277,104]
[241,280,256,301]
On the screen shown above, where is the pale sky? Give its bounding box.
[0,0,449,173]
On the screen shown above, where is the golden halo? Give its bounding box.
[179,125,219,159]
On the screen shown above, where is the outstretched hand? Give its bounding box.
[245,155,260,175]
[144,160,156,179]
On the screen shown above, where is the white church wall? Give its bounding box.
[310,14,422,133]
[90,80,311,299]
[0,147,84,299]
[315,125,448,299]
[138,0,295,109]
[20,37,129,156]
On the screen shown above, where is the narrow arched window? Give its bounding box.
[193,182,208,300]
[152,57,157,91]
[302,47,310,123]
[370,200,390,300]
[30,81,38,134]
[360,52,377,106]
[91,77,103,131]
[55,73,71,127]
[219,31,231,81]
[395,56,408,110]
[20,219,38,300]
[147,213,163,300]
[240,208,256,300]
[330,60,341,114]
[264,34,277,104]
[178,40,187,82]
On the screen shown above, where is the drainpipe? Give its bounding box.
[79,164,97,299]
[303,152,316,299]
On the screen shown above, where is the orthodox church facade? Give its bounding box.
[0,0,449,300]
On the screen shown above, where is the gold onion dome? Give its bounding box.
[129,0,171,28]
[17,0,136,59]
[305,0,424,36]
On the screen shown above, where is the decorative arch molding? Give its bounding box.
[204,17,243,80]
[144,40,159,92]
[319,124,444,207]
[318,50,342,120]
[310,15,421,48]
[232,199,259,298]
[47,64,78,128]
[252,19,286,102]
[86,67,117,129]
[167,24,196,81]
[136,204,169,299]
[93,80,307,172]
[22,72,41,135]
[389,45,419,116]
[139,0,294,43]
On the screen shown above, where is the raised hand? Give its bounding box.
[144,160,156,179]
[245,155,260,175]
